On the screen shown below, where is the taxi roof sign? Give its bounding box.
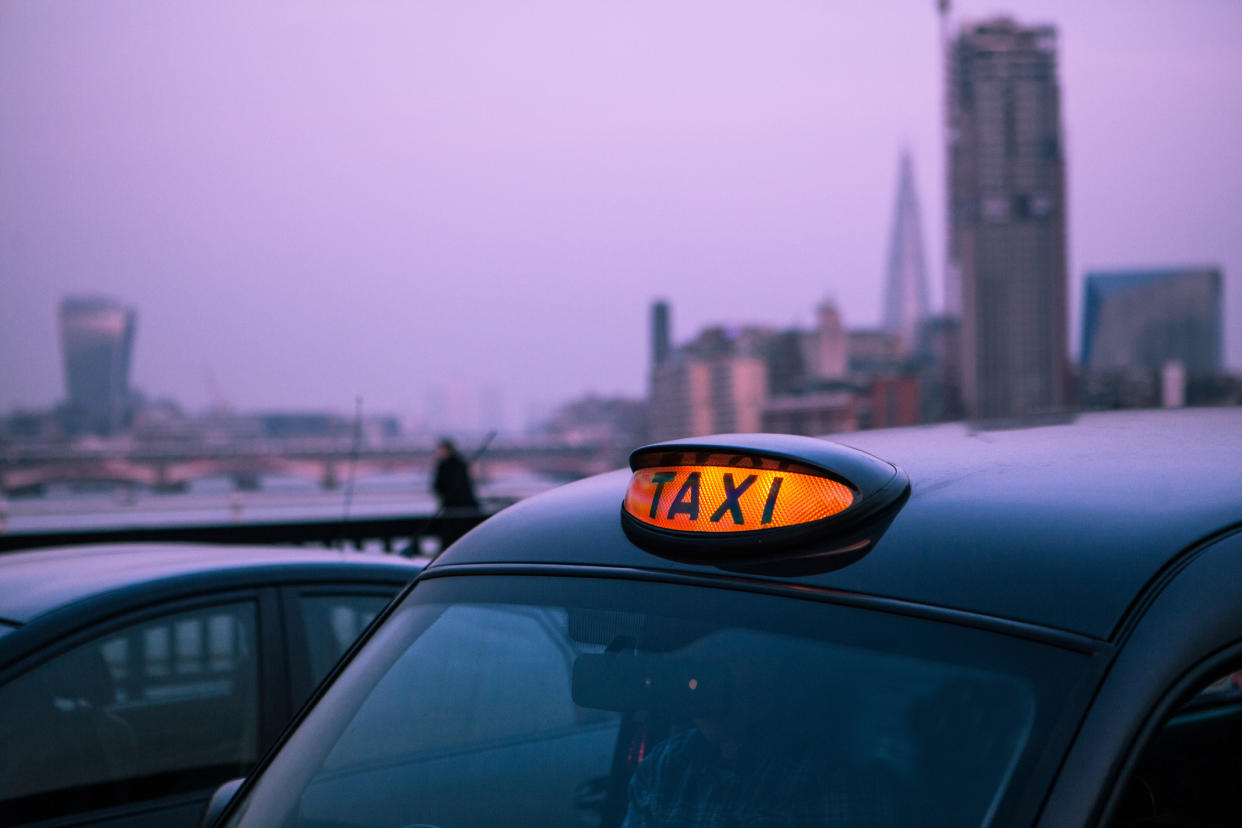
[621,433,909,555]
[625,467,854,533]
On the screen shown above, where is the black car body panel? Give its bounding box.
[441,409,1242,640]
[0,543,420,626]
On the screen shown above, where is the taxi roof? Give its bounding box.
[440,408,1242,641]
[0,543,422,625]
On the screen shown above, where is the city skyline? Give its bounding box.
[2,1,1240,419]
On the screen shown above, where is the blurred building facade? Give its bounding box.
[650,300,671,368]
[536,394,649,467]
[648,300,927,442]
[1080,266,1229,409]
[947,18,1069,419]
[650,326,768,440]
[58,296,137,435]
[913,314,963,422]
[1082,267,1222,375]
[812,301,849,381]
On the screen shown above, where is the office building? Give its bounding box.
[762,389,857,436]
[947,17,1069,418]
[914,314,963,422]
[847,330,902,377]
[1080,266,1225,410]
[1081,267,1223,375]
[812,301,848,381]
[651,301,671,368]
[649,327,767,442]
[58,296,136,435]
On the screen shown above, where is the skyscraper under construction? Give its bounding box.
[946,17,1069,419]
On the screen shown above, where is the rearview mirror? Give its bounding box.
[572,653,730,717]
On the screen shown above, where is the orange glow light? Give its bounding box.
[623,465,854,534]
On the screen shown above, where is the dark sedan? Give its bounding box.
[0,544,422,827]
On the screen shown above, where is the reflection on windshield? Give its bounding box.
[231,577,1058,828]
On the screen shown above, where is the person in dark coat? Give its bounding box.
[432,439,479,510]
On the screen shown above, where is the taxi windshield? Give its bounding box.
[227,575,1088,827]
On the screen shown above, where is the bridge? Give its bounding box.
[0,438,622,495]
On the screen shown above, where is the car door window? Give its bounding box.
[0,601,259,821]
[1109,667,1242,827]
[298,593,391,685]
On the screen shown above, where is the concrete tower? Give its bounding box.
[947,17,1069,419]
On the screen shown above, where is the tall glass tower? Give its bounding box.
[1081,267,1223,375]
[59,296,136,435]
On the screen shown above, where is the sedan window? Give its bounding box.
[0,601,259,822]
[298,593,390,686]
[1110,668,1242,827]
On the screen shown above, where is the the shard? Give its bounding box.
[882,150,930,357]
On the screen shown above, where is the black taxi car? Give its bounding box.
[0,544,422,827]
[211,408,1242,827]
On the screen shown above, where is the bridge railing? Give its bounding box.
[0,507,501,555]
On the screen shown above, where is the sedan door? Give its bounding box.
[0,588,281,827]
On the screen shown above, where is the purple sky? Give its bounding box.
[3,0,1240,430]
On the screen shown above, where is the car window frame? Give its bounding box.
[1097,639,1242,827]
[1037,527,1242,827]
[277,582,403,713]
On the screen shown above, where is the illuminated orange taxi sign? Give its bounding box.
[621,436,908,559]
[624,463,854,535]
